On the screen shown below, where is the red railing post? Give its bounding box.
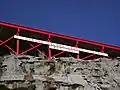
[16,28,20,54]
[101,46,104,53]
[48,34,51,60]
[75,41,80,59]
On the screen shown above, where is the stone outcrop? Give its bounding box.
[0,55,120,90]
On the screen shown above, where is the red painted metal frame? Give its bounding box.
[0,21,120,60]
[0,40,16,54]
[21,43,42,55]
[0,29,20,55]
[81,54,95,60]
[20,36,50,58]
[52,51,65,57]
[51,40,80,59]
[75,41,80,59]
[27,42,48,58]
[0,36,14,46]
[48,34,51,59]
[0,21,120,51]
[101,46,105,53]
[16,28,20,54]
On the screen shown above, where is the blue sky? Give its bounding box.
[0,0,120,46]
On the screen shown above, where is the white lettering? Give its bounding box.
[49,46,79,53]
[14,35,108,56]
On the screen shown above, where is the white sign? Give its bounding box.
[14,35,79,53]
[14,35,108,56]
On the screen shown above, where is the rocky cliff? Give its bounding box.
[0,55,120,90]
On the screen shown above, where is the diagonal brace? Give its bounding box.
[81,54,95,60]
[0,40,16,54]
[27,42,48,58]
[52,51,65,57]
[21,38,50,55]
[0,36,14,46]
[21,43,42,54]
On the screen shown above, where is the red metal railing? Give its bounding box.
[0,21,120,60]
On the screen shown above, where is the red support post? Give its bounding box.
[77,54,80,59]
[16,28,20,54]
[48,34,51,60]
[101,46,104,53]
[75,41,80,59]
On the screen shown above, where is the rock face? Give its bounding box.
[0,55,120,90]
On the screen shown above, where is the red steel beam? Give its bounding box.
[48,34,51,59]
[0,29,21,54]
[0,36,14,46]
[21,43,42,54]
[27,42,48,58]
[52,41,80,58]
[0,40,16,54]
[20,36,51,55]
[5,44,16,54]
[75,41,80,59]
[0,21,120,51]
[82,46,106,60]
[52,51,65,57]
[16,37,19,54]
[16,28,20,54]
[101,46,105,53]
[81,54,95,60]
